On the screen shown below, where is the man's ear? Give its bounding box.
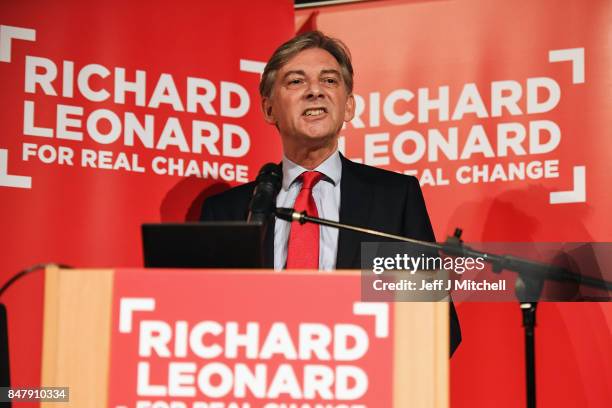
[344,93,356,122]
[262,97,276,125]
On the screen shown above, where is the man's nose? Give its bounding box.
[305,80,324,99]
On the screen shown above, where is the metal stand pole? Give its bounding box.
[520,301,538,408]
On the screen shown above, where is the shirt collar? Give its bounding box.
[281,150,342,191]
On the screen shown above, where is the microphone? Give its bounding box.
[275,207,300,223]
[247,163,282,224]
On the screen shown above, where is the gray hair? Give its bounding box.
[259,31,354,98]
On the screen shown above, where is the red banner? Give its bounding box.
[0,0,293,394]
[296,0,612,406]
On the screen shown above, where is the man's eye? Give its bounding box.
[288,78,303,85]
[322,77,339,85]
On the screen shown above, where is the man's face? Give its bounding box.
[262,47,355,151]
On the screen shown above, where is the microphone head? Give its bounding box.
[247,163,282,223]
[275,207,294,222]
[256,163,282,184]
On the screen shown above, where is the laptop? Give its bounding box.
[142,222,264,268]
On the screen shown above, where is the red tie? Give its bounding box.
[286,171,324,269]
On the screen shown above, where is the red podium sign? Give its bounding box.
[108,269,393,408]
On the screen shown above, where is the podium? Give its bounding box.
[41,267,449,408]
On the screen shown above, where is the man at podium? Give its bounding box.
[201,31,461,355]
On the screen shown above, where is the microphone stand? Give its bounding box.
[275,207,612,408]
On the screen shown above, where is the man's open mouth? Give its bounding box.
[303,107,327,117]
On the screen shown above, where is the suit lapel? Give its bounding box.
[336,155,375,269]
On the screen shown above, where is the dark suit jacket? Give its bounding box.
[201,153,461,355]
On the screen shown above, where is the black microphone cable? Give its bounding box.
[0,263,72,298]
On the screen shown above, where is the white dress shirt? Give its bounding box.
[274,151,342,271]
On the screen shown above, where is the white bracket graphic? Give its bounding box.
[240,59,265,75]
[353,302,389,338]
[0,149,31,189]
[119,297,155,333]
[549,48,585,84]
[549,165,586,204]
[0,25,36,63]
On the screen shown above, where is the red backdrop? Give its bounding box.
[296,0,612,406]
[0,0,292,403]
[1,0,611,406]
